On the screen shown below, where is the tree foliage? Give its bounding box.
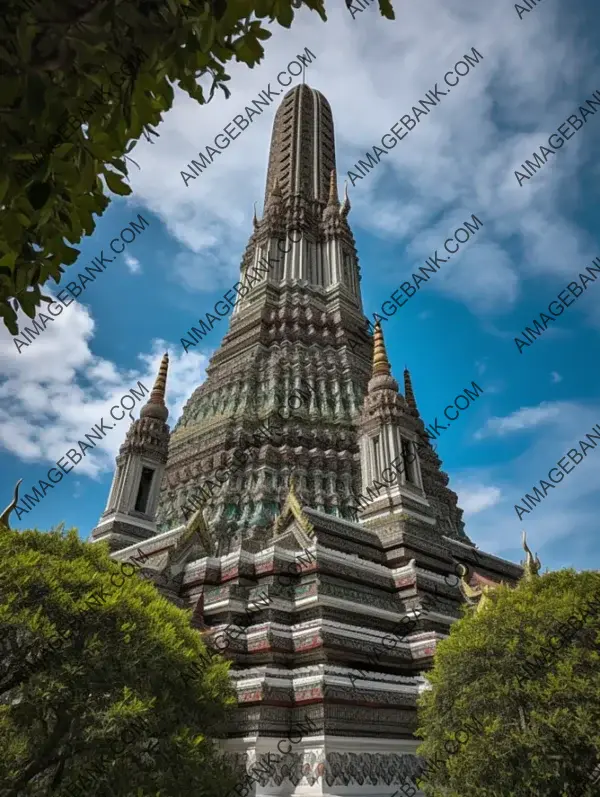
[416,569,600,797]
[0,0,395,336]
[0,523,237,796]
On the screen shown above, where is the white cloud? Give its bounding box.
[458,400,600,569]
[474,401,567,439]
[124,253,142,274]
[0,296,210,479]
[118,0,599,318]
[457,484,502,515]
[551,371,562,383]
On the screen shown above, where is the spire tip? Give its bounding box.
[140,352,170,422]
[372,321,391,378]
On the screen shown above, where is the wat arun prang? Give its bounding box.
[91,84,524,796]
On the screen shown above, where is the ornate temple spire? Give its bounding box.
[141,352,169,422]
[91,352,171,550]
[357,321,430,524]
[521,531,541,580]
[252,202,259,229]
[403,367,419,415]
[231,83,363,309]
[372,320,392,378]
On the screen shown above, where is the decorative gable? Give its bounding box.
[272,481,316,548]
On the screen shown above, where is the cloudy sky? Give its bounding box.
[2,0,600,575]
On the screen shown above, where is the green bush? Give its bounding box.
[416,568,600,797]
[0,523,237,796]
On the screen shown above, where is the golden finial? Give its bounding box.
[0,480,22,531]
[372,320,391,378]
[521,531,541,580]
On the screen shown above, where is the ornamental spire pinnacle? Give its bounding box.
[403,367,418,412]
[141,352,169,422]
[372,320,391,378]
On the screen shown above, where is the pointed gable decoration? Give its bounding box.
[172,505,215,566]
[0,479,23,531]
[164,506,215,580]
[455,532,539,614]
[520,530,541,580]
[184,504,215,555]
[273,477,315,540]
[456,563,504,613]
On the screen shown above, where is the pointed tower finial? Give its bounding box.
[403,367,418,411]
[372,320,391,378]
[253,201,259,228]
[140,352,169,422]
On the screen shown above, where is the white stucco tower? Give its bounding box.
[90,353,171,550]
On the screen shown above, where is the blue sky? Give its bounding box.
[1,0,600,576]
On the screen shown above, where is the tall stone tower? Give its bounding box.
[155,84,465,554]
[92,85,524,797]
